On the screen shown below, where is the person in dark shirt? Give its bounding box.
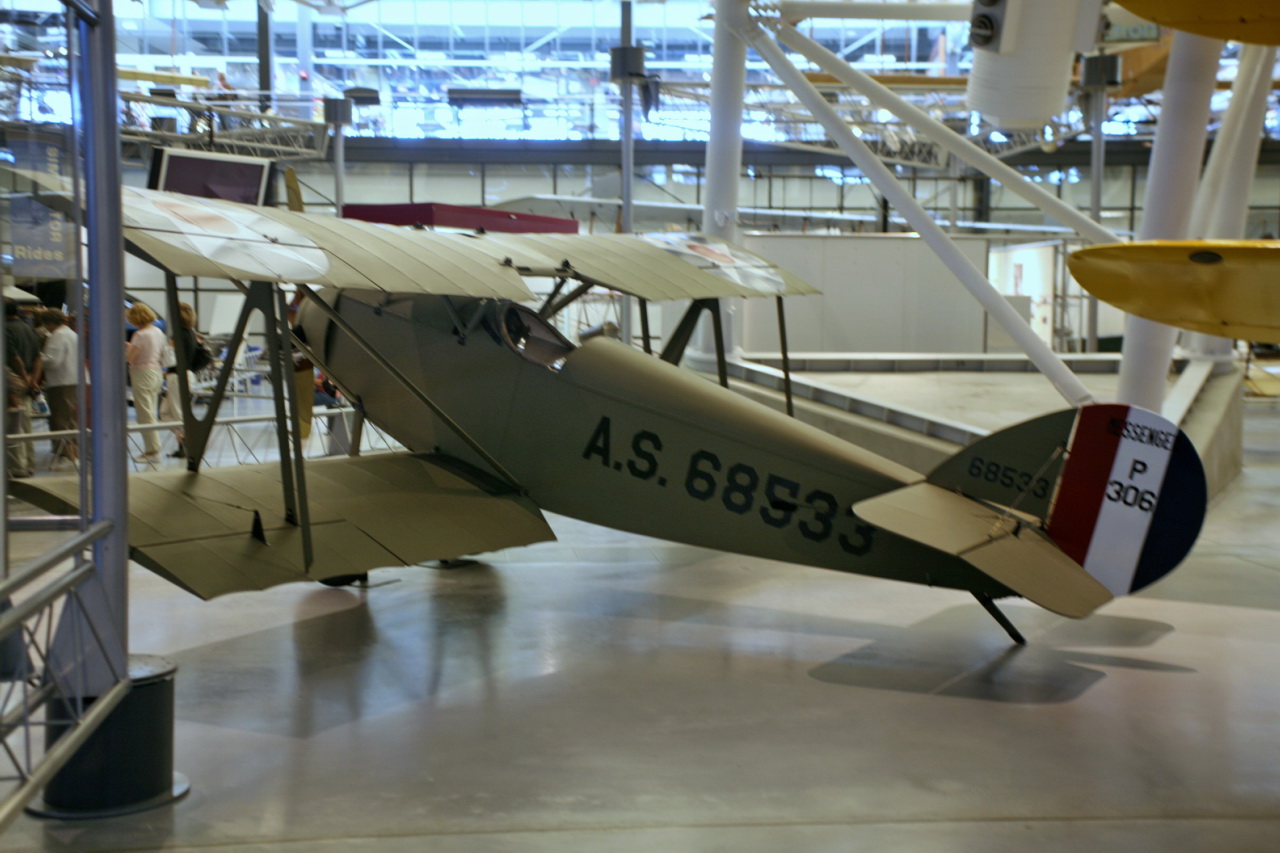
[5,300,43,477]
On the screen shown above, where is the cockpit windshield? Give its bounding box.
[499,303,575,370]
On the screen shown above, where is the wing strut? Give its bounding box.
[297,285,525,493]
[263,281,313,566]
[639,297,653,354]
[775,295,795,417]
[658,299,729,388]
[174,278,257,469]
[166,276,315,565]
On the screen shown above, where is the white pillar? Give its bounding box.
[698,0,751,359]
[1116,32,1222,410]
[703,0,749,242]
[1183,43,1276,363]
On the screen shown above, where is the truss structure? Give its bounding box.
[120,93,330,162]
[661,80,1086,172]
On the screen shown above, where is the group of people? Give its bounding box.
[5,300,82,477]
[4,296,212,477]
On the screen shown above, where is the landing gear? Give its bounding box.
[973,592,1027,645]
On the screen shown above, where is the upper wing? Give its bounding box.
[2,166,816,302]
[460,231,820,300]
[11,453,554,599]
[119,186,537,300]
[0,167,534,300]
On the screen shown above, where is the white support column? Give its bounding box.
[697,0,752,360]
[703,0,749,243]
[1116,31,1223,410]
[742,19,1093,407]
[1183,43,1276,364]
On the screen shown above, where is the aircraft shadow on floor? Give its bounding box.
[809,604,1191,705]
[172,567,511,739]
[531,587,1191,706]
[170,574,1193,738]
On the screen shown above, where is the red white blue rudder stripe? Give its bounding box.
[1046,404,1206,595]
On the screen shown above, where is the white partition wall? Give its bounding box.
[739,233,992,353]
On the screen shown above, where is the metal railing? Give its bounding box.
[0,521,126,833]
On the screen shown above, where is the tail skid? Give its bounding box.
[855,404,1207,626]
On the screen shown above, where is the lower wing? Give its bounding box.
[12,453,554,599]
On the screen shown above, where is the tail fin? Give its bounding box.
[858,404,1207,616]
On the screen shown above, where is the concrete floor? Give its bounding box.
[5,380,1280,851]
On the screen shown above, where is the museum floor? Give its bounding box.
[6,376,1280,852]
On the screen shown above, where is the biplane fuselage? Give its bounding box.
[298,288,1007,596]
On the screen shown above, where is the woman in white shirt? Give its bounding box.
[40,309,83,461]
[125,303,165,461]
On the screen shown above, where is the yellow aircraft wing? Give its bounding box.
[1068,240,1280,342]
[1113,1,1280,45]
[10,453,553,599]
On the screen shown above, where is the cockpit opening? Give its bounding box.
[498,303,575,370]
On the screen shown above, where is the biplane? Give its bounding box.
[5,172,1207,643]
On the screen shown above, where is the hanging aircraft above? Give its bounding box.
[1068,240,1280,342]
[1111,0,1280,45]
[5,177,1208,644]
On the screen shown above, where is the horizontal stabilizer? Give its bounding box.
[11,453,554,599]
[854,482,1112,618]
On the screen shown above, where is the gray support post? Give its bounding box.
[257,2,272,112]
[619,2,634,233]
[53,0,128,698]
[1086,84,1107,351]
[617,1,635,345]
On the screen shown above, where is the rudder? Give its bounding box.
[928,403,1206,598]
